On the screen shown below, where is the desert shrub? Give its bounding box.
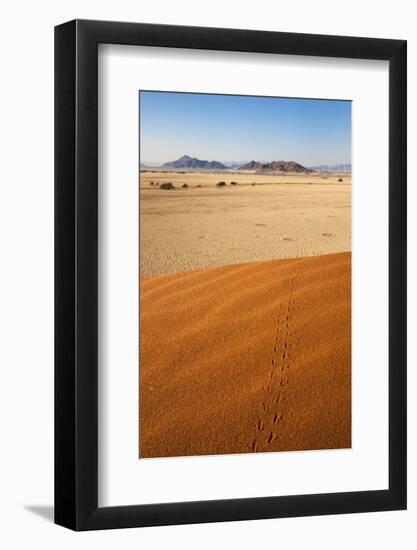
[196,184,202,188]
[216,181,226,188]
[160,182,175,190]
[230,181,237,185]
[182,183,189,188]
[338,177,343,182]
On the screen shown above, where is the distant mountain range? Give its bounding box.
[239,160,263,170]
[309,164,352,172]
[240,160,313,173]
[141,156,348,173]
[162,155,227,170]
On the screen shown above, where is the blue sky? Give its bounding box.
[139,91,351,166]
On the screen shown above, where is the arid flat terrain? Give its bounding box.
[139,170,351,458]
[140,171,351,278]
[140,252,351,458]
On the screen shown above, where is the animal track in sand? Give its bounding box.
[251,260,301,451]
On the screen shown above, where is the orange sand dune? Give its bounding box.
[140,252,351,458]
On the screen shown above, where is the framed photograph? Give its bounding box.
[55,19,406,530]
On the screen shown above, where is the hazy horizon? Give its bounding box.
[140,156,352,168]
[139,91,351,167]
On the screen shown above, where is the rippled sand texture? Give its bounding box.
[140,252,351,458]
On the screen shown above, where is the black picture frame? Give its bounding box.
[55,19,407,531]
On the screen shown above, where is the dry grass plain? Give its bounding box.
[140,171,351,278]
[139,170,352,458]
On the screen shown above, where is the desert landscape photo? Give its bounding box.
[139,91,351,458]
